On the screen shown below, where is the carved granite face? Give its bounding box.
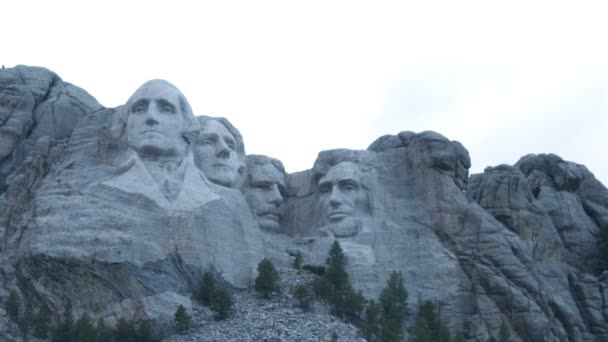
[318,162,368,226]
[194,119,240,187]
[243,162,286,232]
[126,81,189,159]
[0,74,34,160]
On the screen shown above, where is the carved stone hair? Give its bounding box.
[196,115,246,158]
[118,79,199,144]
[245,154,286,177]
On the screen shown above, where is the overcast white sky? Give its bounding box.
[3,1,607,186]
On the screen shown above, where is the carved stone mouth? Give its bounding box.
[328,212,349,220]
[260,212,279,220]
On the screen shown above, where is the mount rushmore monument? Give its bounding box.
[0,66,607,341]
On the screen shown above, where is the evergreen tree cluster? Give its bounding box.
[313,241,365,324]
[197,270,235,320]
[408,300,465,342]
[361,271,409,342]
[3,290,163,342]
[255,258,280,299]
[51,306,161,342]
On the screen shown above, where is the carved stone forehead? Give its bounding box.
[319,161,362,184]
[250,162,286,184]
[127,80,183,105]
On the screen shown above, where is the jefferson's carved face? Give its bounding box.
[243,162,286,231]
[126,81,188,159]
[194,119,240,187]
[0,75,34,160]
[318,162,368,225]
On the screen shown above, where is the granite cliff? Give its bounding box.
[0,66,606,341]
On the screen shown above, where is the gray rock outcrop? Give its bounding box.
[0,66,607,342]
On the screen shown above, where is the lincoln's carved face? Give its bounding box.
[126,80,189,159]
[194,119,241,187]
[243,160,286,232]
[0,74,34,160]
[318,162,368,226]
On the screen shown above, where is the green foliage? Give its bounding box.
[379,271,409,321]
[18,307,32,341]
[331,330,339,342]
[95,319,113,342]
[174,305,192,333]
[5,290,20,322]
[255,258,280,299]
[52,304,74,342]
[73,314,96,342]
[362,299,381,342]
[33,306,52,339]
[409,300,454,342]
[498,321,511,342]
[381,310,405,342]
[137,319,161,342]
[293,284,312,311]
[330,288,365,322]
[114,317,138,342]
[293,251,303,269]
[325,241,349,290]
[302,264,326,276]
[453,334,466,342]
[198,270,215,306]
[311,241,365,324]
[210,286,234,320]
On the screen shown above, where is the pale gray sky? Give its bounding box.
[3,1,607,185]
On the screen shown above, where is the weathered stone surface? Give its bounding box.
[1,66,607,341]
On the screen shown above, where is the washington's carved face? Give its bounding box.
[194,119,240,187]
[318,162,368,226]
[243,162,286,232]
[126,81,188,159]
[0,75,34,160]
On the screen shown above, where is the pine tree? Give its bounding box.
[331,330,339,342]
[363,299,381,341]
[73,314,96,342]
[255,258,280,299]
[33,306,51,339]
[379,271,408,321]
[95,319,113,342]
[199,270,215,306]
[137,319,160,342]
[325,241,348,290]
[293,251,303,269]
[174,305,192,333]
[52,304,74,342]
[114,317,137,342]
[210,287,234,320]
[293,284,312,310]
[5,290,20,322]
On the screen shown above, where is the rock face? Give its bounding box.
[0,66,607,342]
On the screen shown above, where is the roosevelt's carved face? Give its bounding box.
[0,74,34,160]
[318,162,368,226]
[126,81,189,159]
[243,162,286,232]
[194,119,240,187]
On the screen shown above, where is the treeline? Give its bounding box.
[290,241,513,342]
[2,292,163,342]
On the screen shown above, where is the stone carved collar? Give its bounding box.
[103,151,220,211]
